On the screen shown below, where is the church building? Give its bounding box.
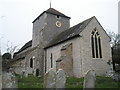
[13,8,112,78]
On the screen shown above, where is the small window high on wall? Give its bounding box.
[91,28,102,58]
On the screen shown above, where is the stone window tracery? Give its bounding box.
[91,28,102,58]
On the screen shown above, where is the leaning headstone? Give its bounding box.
[83,70,96,90]
[56,69,66,88]
[44,68,56,88]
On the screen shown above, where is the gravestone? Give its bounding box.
[44,69,66,89]
[2,71,18,88]
[44,68,56,88]
[83,70,96,90]
[21,70,28,78]
[56,69,66,88]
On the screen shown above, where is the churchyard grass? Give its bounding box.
[95,76,120,88]
[16,74,44,88]
[16,74,120,88]
[65,77,84,88]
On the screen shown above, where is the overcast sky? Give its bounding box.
[0,0,119,54]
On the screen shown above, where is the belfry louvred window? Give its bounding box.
[91,28,102,58]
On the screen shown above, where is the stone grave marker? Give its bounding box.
[56,69,66,88]
[83,70,96,90]
[44,68,56,88]
[21,70,28,78]
[2,71,18,88]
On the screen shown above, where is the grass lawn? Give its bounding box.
[16,74,120,88]
[95,76,119,88]
[16,74,44,88]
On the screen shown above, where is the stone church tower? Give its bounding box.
[32,8,70,47]
[32,8,70,74]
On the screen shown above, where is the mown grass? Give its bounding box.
[65,77,84,88]
[16,74,120,88]
[95,76,119,88]
[16,74,44,88]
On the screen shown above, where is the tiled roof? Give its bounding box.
[32,8,70,23]
[46,8,70,18]
[45,16,94,49]
[15,40,32,54]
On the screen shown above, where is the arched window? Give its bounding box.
[30,58,33,68]
[91,28,102,58]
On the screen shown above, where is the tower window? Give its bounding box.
[91,28,102,58]
[56,15,61,19]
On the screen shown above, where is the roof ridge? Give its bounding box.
[32,8,70,23]
[45,8,70,18]
[46,8,65,15]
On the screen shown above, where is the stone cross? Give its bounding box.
[83,70,96,90]
[56,69,66,88]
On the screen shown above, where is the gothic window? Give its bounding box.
[30,58,33,68]
[91,28,102,58]
[50,53,53,68]
[98,37,102,58]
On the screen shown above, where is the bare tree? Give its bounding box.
[109,32,120,48]
[108,32,120,71]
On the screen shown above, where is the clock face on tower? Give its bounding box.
[55,21,61,27]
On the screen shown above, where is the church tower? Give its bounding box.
[32,8,70,75]
[32,8,70,47]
